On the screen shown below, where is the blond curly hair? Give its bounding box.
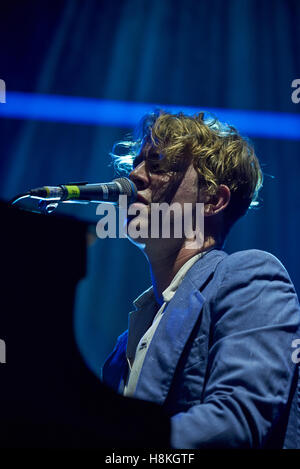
[111,110,263,233]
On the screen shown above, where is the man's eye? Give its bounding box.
[148,153,162,166]
[149,152,161,161]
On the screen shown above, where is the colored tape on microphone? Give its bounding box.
[65,185,80,200]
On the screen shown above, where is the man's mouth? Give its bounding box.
[136,193,149,205]
[126,194,150,225]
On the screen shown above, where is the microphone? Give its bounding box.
[27,177,138,205]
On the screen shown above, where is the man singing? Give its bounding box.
[102,110,300,448]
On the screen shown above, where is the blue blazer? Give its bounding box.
[102,249,300,448]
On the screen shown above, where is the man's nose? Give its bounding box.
[129,161,150,191]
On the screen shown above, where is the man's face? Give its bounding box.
[126,148,202,251]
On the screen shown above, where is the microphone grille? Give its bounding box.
[113,177,137,203]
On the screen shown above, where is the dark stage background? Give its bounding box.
[0,0,299,376]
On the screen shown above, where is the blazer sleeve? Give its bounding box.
[171,250,300,448]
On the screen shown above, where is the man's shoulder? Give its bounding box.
[216,248,287,273]
[187,248,291,295]
[191,248,294,295]
[211,248,294,290]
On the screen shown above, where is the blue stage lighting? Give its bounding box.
[0,91,299,140]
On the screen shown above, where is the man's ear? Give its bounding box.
[204,185,231,217]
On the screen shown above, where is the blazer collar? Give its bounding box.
[134,248,227,405]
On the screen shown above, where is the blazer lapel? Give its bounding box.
[134,249,227,405]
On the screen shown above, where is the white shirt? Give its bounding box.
[123,252,207,397]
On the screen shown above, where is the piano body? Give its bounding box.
[0,201,170,448]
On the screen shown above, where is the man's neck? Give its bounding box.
[145,237,217,305]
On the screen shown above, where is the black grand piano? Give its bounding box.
[0,201,170,448]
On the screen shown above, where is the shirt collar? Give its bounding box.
[132,250,208,309]
[127,250,211,361]
[161,251,205,303]
[133,285,156,309]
